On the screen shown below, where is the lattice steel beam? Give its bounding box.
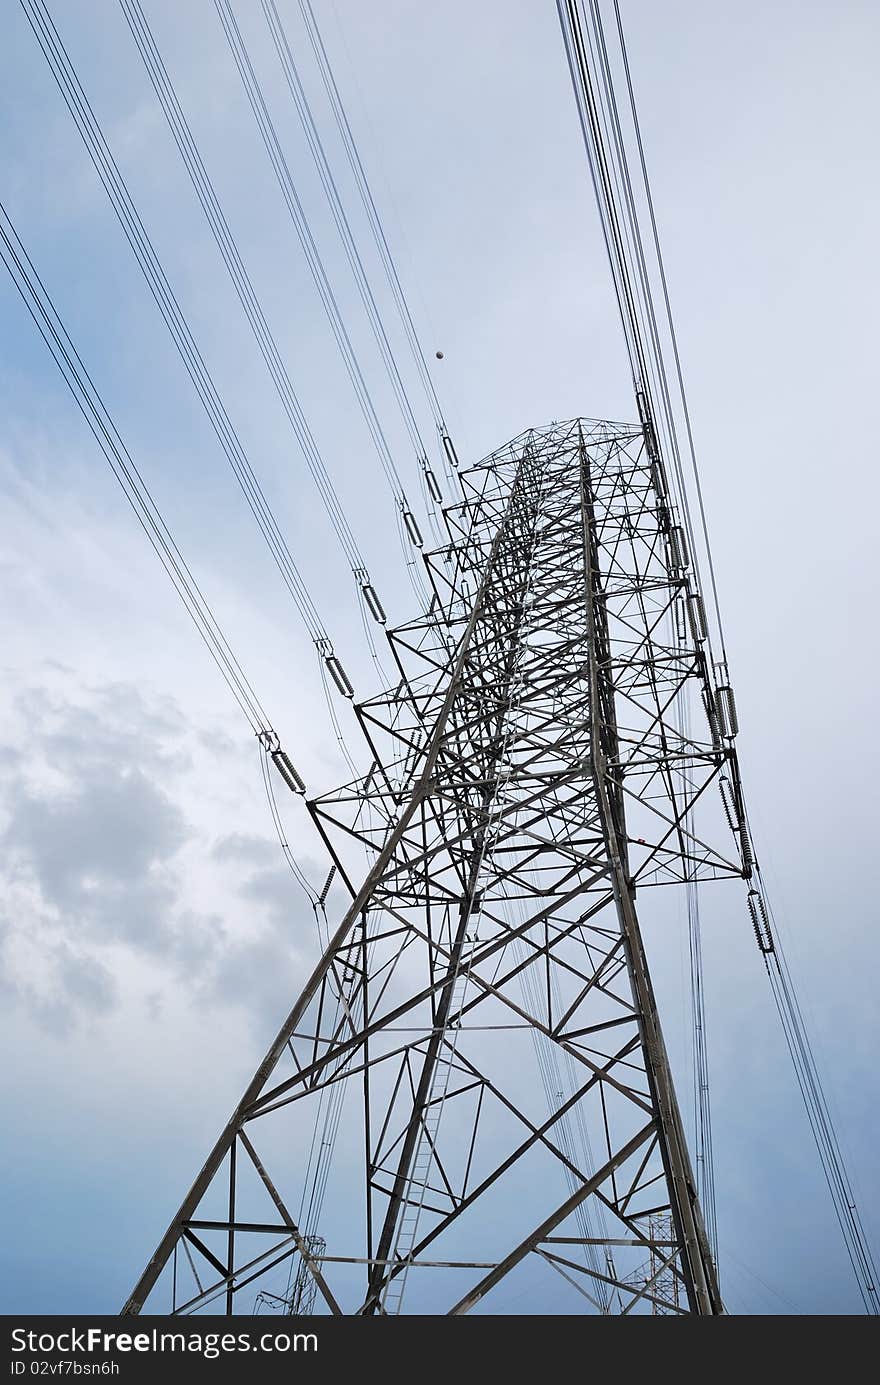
[123,419,737,1316]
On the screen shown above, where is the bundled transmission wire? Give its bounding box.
[557,0,724,664]
[22,0,384,770]
[116,0,395,646]
[14,0,376,890]
[294,0,460,486]
[259,0,447,521]
[557,0,879,1313]
[210,0,430,605]
[18,0,331,649]
[755,864,879,1314]
[0,193,322,904]
[0,200,254,740]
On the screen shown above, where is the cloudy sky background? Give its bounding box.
[1,0,878,1314]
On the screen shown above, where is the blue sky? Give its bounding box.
[1,0,878,1314]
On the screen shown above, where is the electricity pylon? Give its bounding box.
[124,418,745,1316]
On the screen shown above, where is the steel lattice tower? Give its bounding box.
[124,418,745,1316]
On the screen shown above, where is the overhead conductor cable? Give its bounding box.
[260,0,433,481]
[210,0,429,605]
[295,0,461,482]
[117,0,389,635]
[19,0,332,649]
[0,198,314,846]
[24,0,375,744]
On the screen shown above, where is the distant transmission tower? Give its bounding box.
[124,418,746,1316]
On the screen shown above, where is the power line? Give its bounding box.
[259,741,319,902]
[296,0,446,432]
[210,0,430,606]
[1,196,267,739]
[610,0,728,665]
[260,0,442,503]
[117,0,385,611]
[756,859,880,1315]
[19,0,332,653]
[295,0,462,484]
[2,192,324,910]
[557,0,712,656]
[21,0,378,768]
